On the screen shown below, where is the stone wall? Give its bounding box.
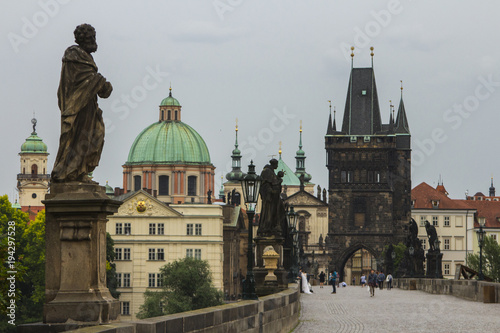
[65,286,300,333]
[394,278,499,303]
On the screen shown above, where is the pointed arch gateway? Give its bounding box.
[334,243,379,283]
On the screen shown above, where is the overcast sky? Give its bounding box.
[1,0,500,202]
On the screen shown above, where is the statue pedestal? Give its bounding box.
[43,183,121,324]
[426,251,443,279]
[254,237,288,295]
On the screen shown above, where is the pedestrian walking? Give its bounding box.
[368,269,377,297]
[352,276,356,286]
[319,271,326,288]
[360,274,366,287]
[386,273,393,290]
[330,271,337,294]
[377,271,385,290]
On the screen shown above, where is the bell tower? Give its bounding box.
[17,117,50,217]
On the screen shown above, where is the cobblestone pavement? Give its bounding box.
[293,284,500,333]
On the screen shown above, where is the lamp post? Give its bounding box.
[408,246,414,277]
[477,217,486,281]
[241,161,261,300]
[286,205,299,283]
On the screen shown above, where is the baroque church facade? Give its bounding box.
[325,54,412,279]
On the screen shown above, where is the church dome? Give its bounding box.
[20,132,48,154]
[160,95,180,106]
[126,121,211,165]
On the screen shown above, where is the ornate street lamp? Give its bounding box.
[241,161,261,300]
[477,217,486,281]
[286,205,299,282]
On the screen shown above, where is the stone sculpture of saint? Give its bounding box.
[425,221,438,252]
[257,159,285,237]
[51,24,113,183]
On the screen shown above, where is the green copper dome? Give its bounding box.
[126,121,211,165]
[20,132,48,154]
[160,90,180,106]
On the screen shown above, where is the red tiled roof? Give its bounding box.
[411,182,471,210]
[459,199,500,228]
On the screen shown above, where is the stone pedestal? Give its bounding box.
[254,237,288,295]
[426,251,443,279]
[43,182,122,324]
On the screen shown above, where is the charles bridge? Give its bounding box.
[20,278,499,333]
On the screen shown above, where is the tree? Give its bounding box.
[466,236,500,282]
[137,257,223,319]
[106,232,120,299]
[0,195,30,332]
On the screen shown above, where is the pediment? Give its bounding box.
[285,190,327,207]
[116,191,182,217]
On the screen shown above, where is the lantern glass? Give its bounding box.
[241,161,261,205]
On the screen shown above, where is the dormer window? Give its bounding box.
[431,200,439,208]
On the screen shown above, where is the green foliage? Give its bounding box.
[466,236,500,282]
[382,242,406,274]
[106,232,120,299]
[137,257,223,319]
[0,195,40,326]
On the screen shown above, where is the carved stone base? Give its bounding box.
[42,182,122,324]
[426,251,443,279]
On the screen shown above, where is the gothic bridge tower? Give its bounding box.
[325,49,411,278]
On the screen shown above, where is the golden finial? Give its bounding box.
[279,141,282,156]
[400,80,403,91]
[235,118,238,131]
[370,46,374,57]
[300,120,303,132]
[350,46,354,58]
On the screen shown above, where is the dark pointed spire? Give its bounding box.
[388,100,394,133]
[490,176,495,197]
[341,67,382,135]
[326,100,334,134]
[395,81,410,134]
[333,106,337,131]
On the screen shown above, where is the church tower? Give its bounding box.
[17,117,50,218]
[325,48,411,275]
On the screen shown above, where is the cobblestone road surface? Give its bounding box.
[294,284,500,333]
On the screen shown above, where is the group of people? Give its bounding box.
[299,269,393,297]
[366,269,393,297]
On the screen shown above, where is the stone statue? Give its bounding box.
[51,24,112,183]
[322,188,327,203]
[425,221,438,252]
[227,192,231,205]
[207,189,212,204]
[299,174,305,191]
[257,159,285,237]
[317,185,321,198]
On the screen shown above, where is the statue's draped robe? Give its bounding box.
[52,45,111,182]
[257,166,285,237]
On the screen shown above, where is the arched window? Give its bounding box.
[134,175,141,191]
[23,167,25,174]
[175,111,178,121]
[188,176,197,196]
[161,110,164,120]
[158,175,169,195]
[31,164,38,175]
[168,110,171,120]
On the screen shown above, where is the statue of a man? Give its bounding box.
[257,159,285,237]
[425,221,438,251]
[51,24,113,183]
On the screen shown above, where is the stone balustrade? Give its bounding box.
[61,285,300,333]
[394,278,499,303]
